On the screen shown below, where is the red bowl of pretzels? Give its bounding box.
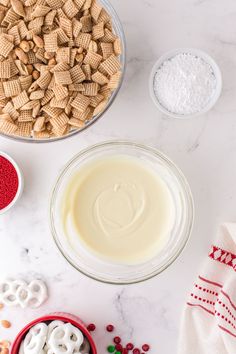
[11,312,97,354]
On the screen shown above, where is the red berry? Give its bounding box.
[106,324,115,332]
[114,336,121,344]
[133,349,140,354]
[122,350,128,354]
[87,323,96,331]
[126,343,134,350]
[142,344,150,352]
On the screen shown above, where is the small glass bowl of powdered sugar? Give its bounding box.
[149,48,222,119]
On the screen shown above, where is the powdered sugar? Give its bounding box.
[153,53,217,115]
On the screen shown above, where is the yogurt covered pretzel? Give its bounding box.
[0,279,27,307]
[44,321,64,352]
[48,323,84,354]
[23,323,48,354]
[16,280,48,308]
[0,279,48,308]
[20,321,87,354]
[47,321,65,342]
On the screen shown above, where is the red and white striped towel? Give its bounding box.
[178,223,236,354]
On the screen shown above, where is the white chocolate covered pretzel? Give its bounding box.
[48,323,84,354]
[21,321,87,354]
[17,280,48,308]
[44,321,65,352]
[0,279,48,308]
[47,321,65,342]
[24,323,48,354]
[0,279,27,306]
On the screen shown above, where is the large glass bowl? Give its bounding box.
[0,0,126,143]
[50,141,194,284]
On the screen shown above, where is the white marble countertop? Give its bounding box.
[0,0,236,352]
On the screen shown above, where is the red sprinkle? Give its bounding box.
[133,349,140,354]
[126,343,134,350]
[0,156,18,210]
[87,323,96,332]
[106,324,114,332]
[142,344,150,352]
[114,336,121,344]
[115,344,123,351]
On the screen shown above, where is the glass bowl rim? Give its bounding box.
[0,0,126,144]
[50,140,195,284]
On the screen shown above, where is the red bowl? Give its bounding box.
[10,312,97,354]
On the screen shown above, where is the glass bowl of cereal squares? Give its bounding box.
[0,0,126,142]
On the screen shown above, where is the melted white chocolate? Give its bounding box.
[61,156,175,264]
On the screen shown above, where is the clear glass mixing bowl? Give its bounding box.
[0,0,126,143]
[50,141,194,284]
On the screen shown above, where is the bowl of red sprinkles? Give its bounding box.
[0,152,23,214]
